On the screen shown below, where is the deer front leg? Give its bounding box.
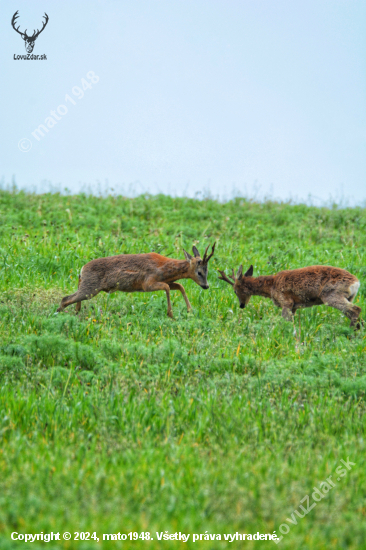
[169,282,192,312]
[281,303,297,336]
[272,292,294,322]
[282,306,294,322]
[142,281,173,318]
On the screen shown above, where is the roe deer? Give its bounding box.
[218,265,361,329]
[57,243,215,318]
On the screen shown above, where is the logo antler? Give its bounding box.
[30,12,49,41]
[11,11,49,53]
[11,11,26,39]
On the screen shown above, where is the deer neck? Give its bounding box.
[247,276,274,298]
[162,259,191,282]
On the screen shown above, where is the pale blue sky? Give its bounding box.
[1,0,365,203]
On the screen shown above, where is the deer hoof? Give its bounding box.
[350,317,363,330]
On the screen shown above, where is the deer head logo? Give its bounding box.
[11,11,49,53]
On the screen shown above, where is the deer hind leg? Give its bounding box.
[322,292,361,329]
[142,281,173,318]
[168,282,192,312]
[75,274,82,313]
[57,288,100,313]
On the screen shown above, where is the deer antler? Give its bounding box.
[30,13,49,39]
[217,269,234,286]
[11,11,26,38]
[202,242,216,264]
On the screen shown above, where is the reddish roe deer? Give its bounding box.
[218,265,361,329]
[57,243,215,318]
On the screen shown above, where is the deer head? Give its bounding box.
[11,11,49,53]
[183,242,216,289]
[218,264,254,308]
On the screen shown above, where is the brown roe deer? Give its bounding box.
[57,243,215,318]
[218,264,361,329]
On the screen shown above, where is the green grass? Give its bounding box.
[0,190,365,549]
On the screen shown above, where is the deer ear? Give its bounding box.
[183,249,193,261]
[244,265,253,277]
[236,265,243,279]
[192,246,201,258]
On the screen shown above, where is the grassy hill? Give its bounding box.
[0,190,365,549]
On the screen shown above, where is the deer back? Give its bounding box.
[272,266,359,302]
[79,253,189,293]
